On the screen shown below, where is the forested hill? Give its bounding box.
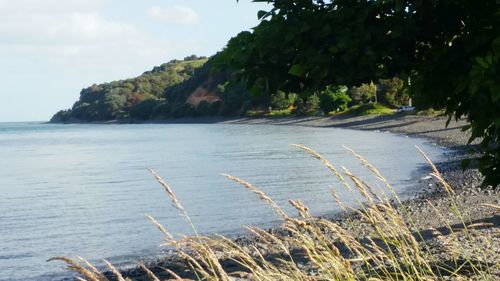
[50,55,255,123]
[51,53,410,123]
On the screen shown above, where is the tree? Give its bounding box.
[51,58,209,123]
[377,77,409,108]
[196,101,219,116]
[319,85,351,113]
[184,54,199,61]
[127,93,146,108]
[131,99,159,120]
[292,95,321,116]
[348,82,376,105]
[271,91,291,110]
[50,109,72,123]
[103,92,127,119]
[217,82,253,116]
[152,100,171,119]
[304,94,320,116]
[222,0,500,187]
[172,103,196,118]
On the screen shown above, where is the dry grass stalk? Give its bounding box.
[160,266,184,280]
[289,199,311,218]
[291,144,352,191]
[416,146,455,195]
[103,259,127,281]
[145,214,175,243]
[52,145,495,281]
[342,146,389,186]
[148,169,200,237]
[330,187,347,210]
[342,166,375,203]
[221,173,288,220]
[77,256,103,278]
[147,168,186,214]
[466,222,494,229]
[137,264,161,281]
[47,256,106,281]
[482,203,500,211]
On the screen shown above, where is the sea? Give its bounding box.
[0,122,445,280]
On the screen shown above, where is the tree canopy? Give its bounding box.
[218,0,500,186]
[50,56,261,122]
[53,57,208,122]
[319,85,351,113]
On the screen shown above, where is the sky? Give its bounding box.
[0,0,270,122]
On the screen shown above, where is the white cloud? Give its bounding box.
[148,5,199,25]
[0,0,103,14]
[0,0,171,68]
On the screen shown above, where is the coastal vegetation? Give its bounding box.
[52,146,499,280]
[51,58,407,123]
[51,56,208,122]
[217,0,500,187]
[340,103,395,116]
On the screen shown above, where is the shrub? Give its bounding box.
[319,86,351,113]
[377,77,409,108]
[305,94,321,115]
[151,100,171,119]
[130,99,159,120]
[196,101,218,116]
[50,109,72,123]
[270,91,292,110]
[348,82,376,105]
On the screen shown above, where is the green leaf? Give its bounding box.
[461,124,472,132]
[257,10,271,20]
[288,64,307,77]
[328,45,338,54]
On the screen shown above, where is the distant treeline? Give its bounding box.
[51,55,410,123]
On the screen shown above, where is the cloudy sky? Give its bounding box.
[0,0,269,121]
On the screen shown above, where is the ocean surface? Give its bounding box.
[0,122,445,280]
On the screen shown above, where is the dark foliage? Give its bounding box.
[319,86,351,113]
[223,0,500,187]
[52,57,208,122]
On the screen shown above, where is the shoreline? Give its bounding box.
[61,114,499,280]
[51,114,472,147]
[54,114,481,192]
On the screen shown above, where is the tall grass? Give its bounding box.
[51,146,498,280]
[338,103,395,116]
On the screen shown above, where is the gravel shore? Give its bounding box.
[117,114,499,280]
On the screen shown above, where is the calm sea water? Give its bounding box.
[0,122,445,280]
